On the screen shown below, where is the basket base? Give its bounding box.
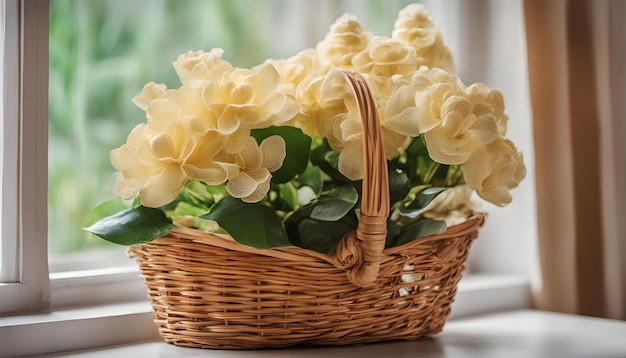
[128,214,485,349]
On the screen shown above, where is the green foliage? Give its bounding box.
[64,0,464,256]
[387,218,447,248]
[84,206,174,245]
[202,196,291,249]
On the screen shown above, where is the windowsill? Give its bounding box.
[37,309,626,358]
[0,274,531,358]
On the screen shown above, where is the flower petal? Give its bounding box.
[259,135,286,172]
[226,171,258,199]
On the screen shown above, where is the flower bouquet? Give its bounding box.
[86,4,525,349]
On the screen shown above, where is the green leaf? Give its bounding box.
[310,185,359,221]
[252,126,312,183]
[399,187,449,218]
[392,218,447,247]
[293,217,355,255]
[388,163,411,205]
[83,199,130,227]
[295,162,323,195]
[278,182,298,211]
[84,206,174,246]
[402,135,438,184]
[385,219,403,248]
[167,201,210,217]
[202,196,290,249]
[161,181,215,214]
[310,139,350,182]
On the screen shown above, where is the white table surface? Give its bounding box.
[38,309,626,358]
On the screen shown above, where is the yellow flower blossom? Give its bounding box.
[202,62,300,153]
[172,48,234,87]
[222,136,286,203]
[110,121,227,208]
[392,4,454,72]
[461,138,526,206]
[404,68,500,165]
[352,36,420,97]
[406,67,467,132]
[424,94,498,165]
[423,185,479,226]
[132,82,167,111]
[112,86,231,208]
[465,83,508,136]
[267,49,330,138]
[316,13,372,69]
[317,71,414,179]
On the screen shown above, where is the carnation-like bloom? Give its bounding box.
[316,13,372,69]
[461,138,526,206]
[405,67,499,165]
[267,49,330,138]
[110,121,227,208]
[423,185,479,226]
[392,4,454,72]
[173,48,234,87]
[132,82,167,111]
[267,48,329,98]
[465,83,508,136]
[392,67,466,135]
[222,135,286,203]
[111,86,230,208]
[424,94,498,165]
[317,71,415,179]
[202,63,300,153]
[317,70,363,180]
[352,36,420,98]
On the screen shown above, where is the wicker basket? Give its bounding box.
[127,72,485,349]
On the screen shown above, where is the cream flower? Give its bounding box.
[423,185,479,226]
[392,4,454,72]
[132,82,167,111]
[202,63,300,152]
[267,48,329,98]
[111,121,227,208]
[173,48,234,87]
[461,138,526,206]
[393,67,467,135]
[380,67,464,160]
[317,71,362,180]
[424,94,498,165]
[267,49,330,138]
[405,67,500,165]
[465,83,508,136]
[222,135,286,203]
[316,13,372,69]
[317,71,410,179]
[112,86,230,208]
[352,36,420,97]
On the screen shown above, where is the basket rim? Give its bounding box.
[132,213,486,266]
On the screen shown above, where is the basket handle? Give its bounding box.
[333,72,390,287]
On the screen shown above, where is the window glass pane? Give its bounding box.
[47,0,417,272]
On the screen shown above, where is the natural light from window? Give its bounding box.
[47,0,535,281]
[47,0,420,272]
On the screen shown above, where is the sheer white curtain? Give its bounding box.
[424,0,538,277]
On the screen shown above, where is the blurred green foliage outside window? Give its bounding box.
[48,0,417,267]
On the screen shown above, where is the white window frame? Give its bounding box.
[0,0,534,356]
[0,0,50,315]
